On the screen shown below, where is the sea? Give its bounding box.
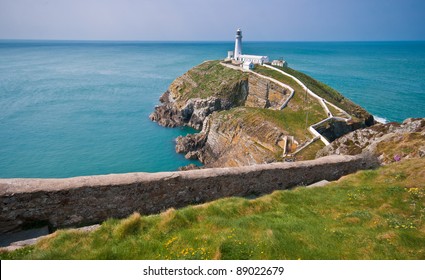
[0,41,424,178]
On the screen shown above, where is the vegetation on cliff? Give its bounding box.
[170,60,249,104]
[317,118,425,164]
[151,60,374,166]
[2,157,424,260]
[268,65,373,123]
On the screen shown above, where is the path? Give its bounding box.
[220,62,354,149]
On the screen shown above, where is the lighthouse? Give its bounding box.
[226,28,269,65]
[234,28,242,61]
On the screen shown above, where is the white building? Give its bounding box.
[240,55,269,65]
[227,28,269,65]
[242,61,255,70]
[271,60,288,67]
[227,51,234,60]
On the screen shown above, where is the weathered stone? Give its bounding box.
[184,151,199,160]
[189,109,289,167]
[317,118,425,164]
[175,133,207,154]
[306,180,330,188]
[0,154,378,234]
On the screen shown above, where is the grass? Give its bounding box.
[253,66,326,121]
[377,133,425,163]
[295,139,325,161]
[270,65,371,120]
[2,158,424,260]
[217,106,320,142]
[174,60,249,102]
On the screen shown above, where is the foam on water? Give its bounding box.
[373,115,389,124]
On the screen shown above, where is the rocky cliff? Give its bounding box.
[150,61,248,130]
[175,107,292,167]
[317,118,425,164]
[149,61,292,130]
[150,60,374,168]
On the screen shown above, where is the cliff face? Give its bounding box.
[150,61,249,130]
[175,108,292,167]
[317,118,425,164]
[150,60,374,168]
[149,61,293,130]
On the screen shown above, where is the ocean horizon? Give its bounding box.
[1,40,424,178]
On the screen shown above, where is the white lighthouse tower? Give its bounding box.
[234,28,242,61]
[226,28,269,65]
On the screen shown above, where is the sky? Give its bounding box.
[0,0,424,41]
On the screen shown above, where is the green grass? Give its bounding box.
[217,106,320,142]
[175,60,249,102]
[2,158,424,260]
[270,65,371,120]
[253,66,301,90]
[294,139,325,161]
[253,66,327,125]
[376,133,425,163]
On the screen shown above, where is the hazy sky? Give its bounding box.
[1,0,424,41]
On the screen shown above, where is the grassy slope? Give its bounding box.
[2,158,424,260]
[217,106,322,141]
[295,140,326,161]
[271,65,371,120]
[253,65,326,122]
[174,60,249,101]
[252,66,327,158]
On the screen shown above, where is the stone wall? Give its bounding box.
[0,154,379,234]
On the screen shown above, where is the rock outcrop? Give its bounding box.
[150,92,232,130]
[176,108,291,167]
[149,61,293,131]
[149,61,250,130]
[314,118,373,142]
[150,60,374,168]
[317,118,425,164]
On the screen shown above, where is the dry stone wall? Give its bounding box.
[0,154,379,234]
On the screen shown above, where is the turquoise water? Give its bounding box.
[0,41,424,178]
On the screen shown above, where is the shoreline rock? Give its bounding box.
[317,118,425,164]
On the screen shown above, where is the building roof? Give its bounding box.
[240,54,268,59]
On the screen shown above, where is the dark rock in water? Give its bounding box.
[151,93,238,130]
[175,133,207,154]
[149,91,184,128]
